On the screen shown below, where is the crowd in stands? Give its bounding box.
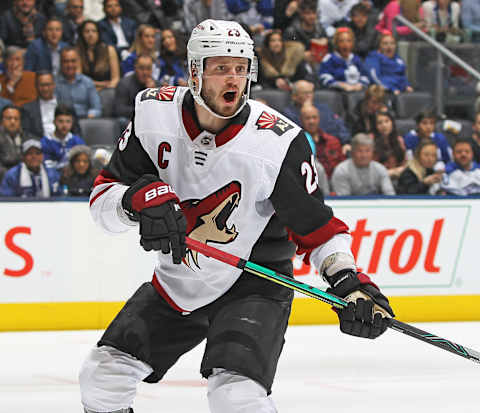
[1,0,480,198]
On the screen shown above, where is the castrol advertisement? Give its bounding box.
[0,198,478,305]
[293,201,472,292]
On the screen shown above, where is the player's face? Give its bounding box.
[418,117,435,138]
[418,144,437,169]
[24,148,43,171]
[379,35,396,58]
[352,144,373,168]
[44,21,63,46]
[2,108,21,134]
[141,28,156,51]
[375,114,393,137]
[54,114,73,138]
[82,22,99,46]
[201,56,249,117]
[73,153,90,175]
[453,143,473,169]
[336,33,354,57]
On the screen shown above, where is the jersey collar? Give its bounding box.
[181,90,250,148]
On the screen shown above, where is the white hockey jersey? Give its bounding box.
[90,86,349,312]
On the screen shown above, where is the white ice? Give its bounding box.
[1,322,479,413]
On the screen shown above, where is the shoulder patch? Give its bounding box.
[141,86,177,102]
[256,111,294,136]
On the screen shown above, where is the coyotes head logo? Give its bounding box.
[180,181,241,269]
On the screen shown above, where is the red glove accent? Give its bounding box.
[130,182,179,212]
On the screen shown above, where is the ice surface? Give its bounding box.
[1,322,479,412]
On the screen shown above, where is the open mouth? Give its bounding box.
[215,193,240,234]
[223,91,237,103]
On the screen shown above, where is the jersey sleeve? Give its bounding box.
[89,110,159,234]
[269,131,350,263]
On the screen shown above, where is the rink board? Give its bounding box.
[1,197,480,331]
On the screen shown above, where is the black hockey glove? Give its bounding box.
[326,270,394,339]
[122,174,187,264]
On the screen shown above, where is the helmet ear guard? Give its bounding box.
[187,20,257,119]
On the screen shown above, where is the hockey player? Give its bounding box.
[80,19,394,413]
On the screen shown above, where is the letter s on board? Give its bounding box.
[4,227,34,277]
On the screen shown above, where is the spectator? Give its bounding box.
[282,79,352,146]
[98,0,137,58]
[0,39,4,74]
[331,132,396,195]
[348,84,388,135]
[60,144,97,195]
[61,0,85,45]
[471,111,480,162]
[0,46,37,107]
[114,54,158,120]
[318,27,370,92]
[158,29,187,87]
[24,17,68,76]
[0,139,60,197]
[273,0,300,30]
[76,20,120,92]
[375,0,427,40]
[183,0,212,34]
[348,3,378,59]
[364,31,413,95]
[423,0,462,43]
[0,0,47,49]
[121,24,159,78]
[257,30,310,91]
[120,0,182,30]
[397,138,442,194]
[300,104,346,178]
[0,105,38,181]
[56,47,102,118]
[403,108,452,168]
[22,71,82,138]
[283,0,327,66]
[316,0,360,38]
[441,138,480,195]
[41,103,85,170]
[461,0,480,43]
[371,109,406,181]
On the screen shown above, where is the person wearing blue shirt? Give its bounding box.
[98,0,137,57]
[441,138,480,195]
[403,109,452,168]
[461,0,480,43]
[365,31,413,95]
[24,17,68,77]
[56,47,102,118]
[0,139,60,197]
[318,27,370,92]
[41,104,86,171]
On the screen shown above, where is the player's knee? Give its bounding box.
[207,369,277,413]
[79,346,152,412]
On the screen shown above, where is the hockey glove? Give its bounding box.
[122,174,187,264]
[326,270,394,339]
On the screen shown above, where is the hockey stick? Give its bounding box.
[185,237,480,365]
